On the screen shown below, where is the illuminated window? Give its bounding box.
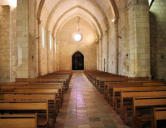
[149,0,154,8]
[42,27,45,48]
[9,0,17,7]
[50,34,52,51]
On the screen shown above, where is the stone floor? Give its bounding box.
[55,73,129,128]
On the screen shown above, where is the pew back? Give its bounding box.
[0,114,37,128]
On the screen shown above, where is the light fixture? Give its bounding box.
[74,33,82,42]
[73,16,83,42]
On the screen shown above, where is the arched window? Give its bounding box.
[50,34,52,51]
[42,27,45,48]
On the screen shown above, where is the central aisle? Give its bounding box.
[55,73,129,128]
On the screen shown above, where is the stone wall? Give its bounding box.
[57,17,97,70]
[150,0,166,81]
[0,6,10,82]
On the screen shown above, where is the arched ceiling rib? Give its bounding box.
[37,0,45,21]
[45,0,107,31]
[52,6,103,40]
[37,0,119,38]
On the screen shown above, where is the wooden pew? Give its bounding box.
[15,72,71,91]
[15,78,36,83]
[105,82,142,103]
[13,88,63,107]
[105,82,165,104]
[0,83,64,106]
[0,114,37,128]
[0,71,71,127]
[0,100,49,127]
[104,80,164,97]
[33,78,69,90]
[0,93,58,124]
[119,91,166,123]
[96,76,127,92]
[13,88,59,96]
[15,84,64,99]
[153,107,166,128]
[111,86,166,107]
[132,97,166,128]
[0,84,64,92]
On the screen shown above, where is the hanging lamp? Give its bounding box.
[74,16,82,42]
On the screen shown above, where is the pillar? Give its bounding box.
[128,0,151,77]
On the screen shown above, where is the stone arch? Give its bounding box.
[37,0,45,21]
[36,0,119,24]
[52,6,103,40]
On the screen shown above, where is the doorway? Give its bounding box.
[72,51,84,70]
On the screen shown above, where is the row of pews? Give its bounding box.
[0,71,72,128]
[85,70,166,128]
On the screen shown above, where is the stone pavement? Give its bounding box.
[55,73,129,128]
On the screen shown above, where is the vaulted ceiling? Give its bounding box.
[37,0,118,40]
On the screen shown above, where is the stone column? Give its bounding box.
[0,6,10,82]
[28,0,38,78]
[53,38,56,72]
[10,6,17,82]
[47,31,54,73]
[56,40,60,71]
[98,38,102,71]
[128,0,151,77]
[96,43,99,70]
[102,33,108,72]
[16,0,29,78]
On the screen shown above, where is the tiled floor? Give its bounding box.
[55,73,129,128]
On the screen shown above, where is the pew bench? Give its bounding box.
[13,88,63,107]
[0,114,37,128]
[153,107,166,128]
[118,91,166,123]
[111,86,166,108]
[104,80,164,99]
[0,100,49,127]
[0,93,59,124]
[105,82,166,105]
[132,97,166,128]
